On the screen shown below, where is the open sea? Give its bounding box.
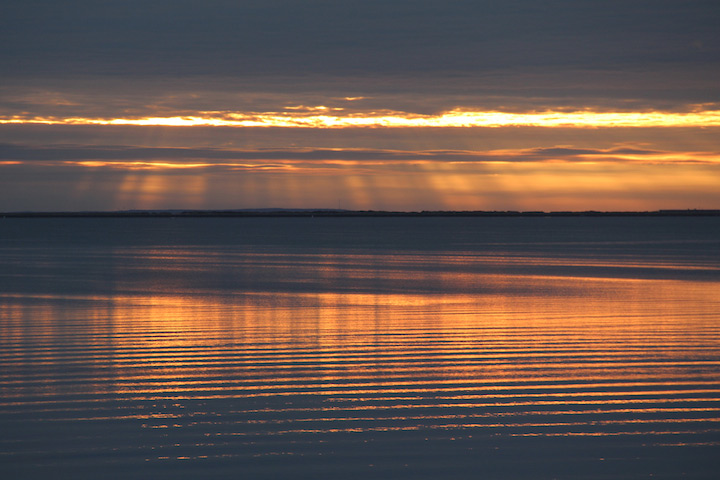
[1,216,719,479]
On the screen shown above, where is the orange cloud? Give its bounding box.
[3,108,720,129]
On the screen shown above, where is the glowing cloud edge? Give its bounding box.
[3,109,720,128]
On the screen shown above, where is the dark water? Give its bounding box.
[1,217,719,479]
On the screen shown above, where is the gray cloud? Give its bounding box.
[2,1,718,115]
[3,1,718,76]
[1,143,711,165]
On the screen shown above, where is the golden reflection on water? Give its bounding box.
[2,246,720,473]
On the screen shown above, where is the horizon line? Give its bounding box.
[2,208,720,218]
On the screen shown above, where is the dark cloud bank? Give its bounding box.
[2,0,719,112]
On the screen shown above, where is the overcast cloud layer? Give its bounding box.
[2,1,719,211]
[3,0,719,112]
[4,0,718,75]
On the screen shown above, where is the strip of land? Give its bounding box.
[2,209,719,218]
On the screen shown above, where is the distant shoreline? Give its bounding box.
[2,209,720,218]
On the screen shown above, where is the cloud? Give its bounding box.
[2,143,717,168]
[5,107,720,131]
[2,1,718,118]
[3,1,718,77]
[2,2,719,212]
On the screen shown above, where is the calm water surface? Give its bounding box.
[1,217,719,479]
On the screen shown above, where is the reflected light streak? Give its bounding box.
[3,108,720,128]
[3,227,720,475]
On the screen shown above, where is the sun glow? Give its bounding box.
[3,108,720,128]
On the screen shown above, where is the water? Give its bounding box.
[1,217,719,479]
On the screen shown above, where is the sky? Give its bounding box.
[2,0,719,212]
